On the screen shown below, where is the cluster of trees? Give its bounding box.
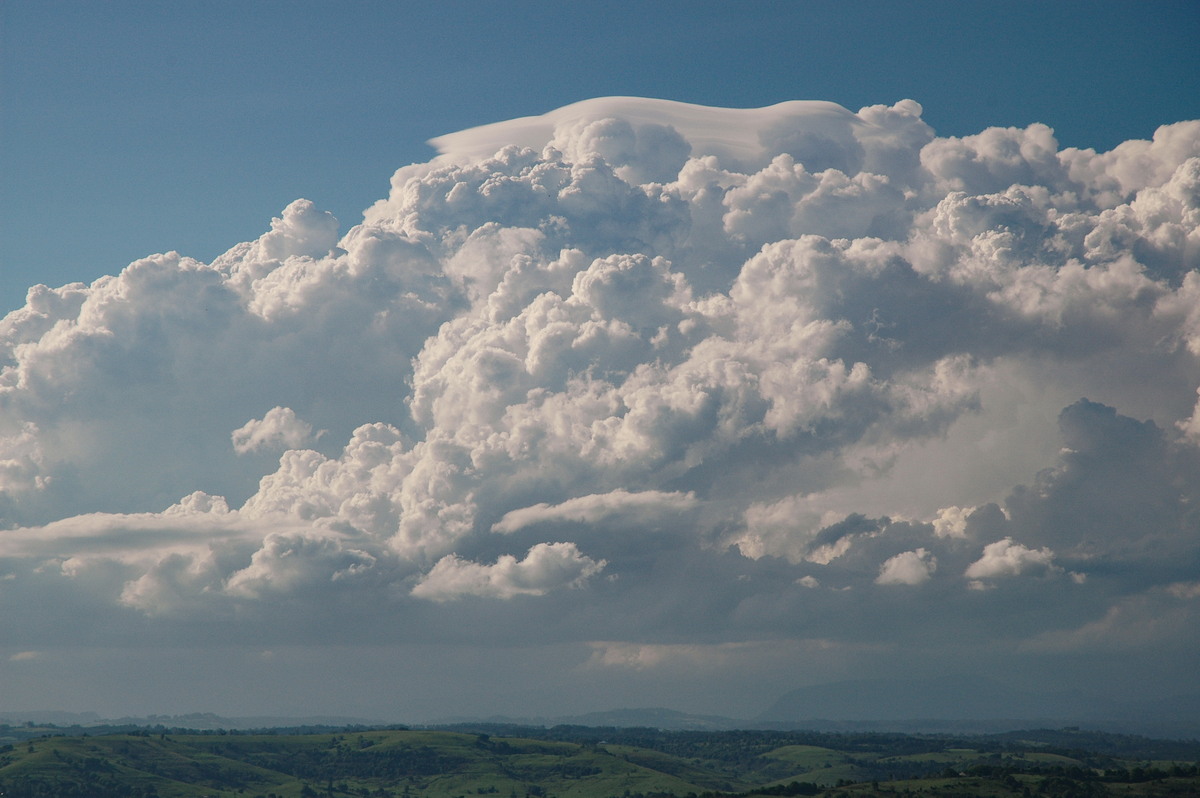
[0,777,162,797]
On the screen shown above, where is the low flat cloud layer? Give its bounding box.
[2,97,1199,719]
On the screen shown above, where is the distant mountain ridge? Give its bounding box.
[758,675,1077,722]
[435,707,744,731]
[6,678,1199,738]
[754,677,1200,738]
[0,710,387,730]
[437,678,1200,738]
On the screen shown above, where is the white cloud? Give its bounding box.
[411,542,605,601]
[1020,586,1200,653]
[119,550,227,616]
[231,407,320,454]
[876,548,937,585]
[428,97,869,175]
[964,538,1058,582]
[1061,120,1200,203]
[932,506,970,538]
[580,639,885,688]
[1168,581,1200,599]
[1176,387,1200,441]
[921,123,1066,197]
[491,490,698,533]
[735,497,887,565]
[0,507,253,561]
[0,422,47,493]
[583,640,765,671]
[224,533,378,599]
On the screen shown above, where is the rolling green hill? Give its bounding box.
[0,724,1197,797]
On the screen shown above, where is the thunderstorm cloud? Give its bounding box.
[2,97,1199,716]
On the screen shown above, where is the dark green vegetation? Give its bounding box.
[0,723,1198,798]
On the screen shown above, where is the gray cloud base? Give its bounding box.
[1,98,1199,720]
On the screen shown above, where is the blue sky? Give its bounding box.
[2,1,1197,313]
[1,2,1200,727]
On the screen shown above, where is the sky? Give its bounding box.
[1,1,1199,726]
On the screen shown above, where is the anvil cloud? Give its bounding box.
[2,98,1199,721]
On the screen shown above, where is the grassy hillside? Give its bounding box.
[0,725,1197,797]
[0,729,750,798]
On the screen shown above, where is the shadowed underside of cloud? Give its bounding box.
[1,97,1199,708]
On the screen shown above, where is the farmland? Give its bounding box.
[0,723,1197,797]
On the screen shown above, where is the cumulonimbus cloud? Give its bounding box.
[0,97,1197,673]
